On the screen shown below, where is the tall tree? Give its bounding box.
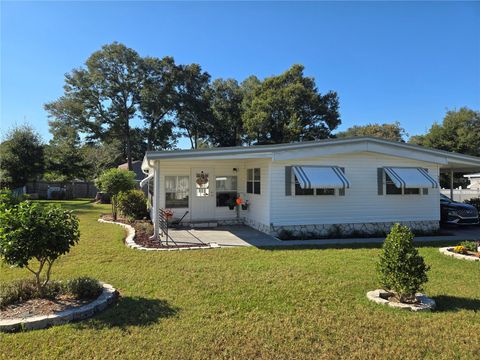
[139,56,178,150]
[0,126,45,188]
[45,42,142,170]
[336,122,407,142]
[409,108,480,156]
[176,64,212,149]
[242,65,341,144]
[206,78,244,147]
[44,127,90,182]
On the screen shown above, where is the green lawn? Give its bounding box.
[1,200,479,359]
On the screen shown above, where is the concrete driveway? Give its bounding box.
[167,224,480,248]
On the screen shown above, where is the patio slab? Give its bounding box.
[167,225,480,248]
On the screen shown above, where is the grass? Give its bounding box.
[1,200,479,359]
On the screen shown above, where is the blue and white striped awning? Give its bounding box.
[293,166,350,189]
[384,167,438,188]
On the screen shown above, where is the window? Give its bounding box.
[216,176,237,207]
[165,176,189,208]
[294,175,335,196]
[247,168,261,194]
[385,173,402,195]
[385,173,420,195]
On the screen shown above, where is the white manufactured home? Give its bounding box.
[141,137,480,239]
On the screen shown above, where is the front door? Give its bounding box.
[191,167,215,220]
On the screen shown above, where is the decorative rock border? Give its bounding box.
[439,247,480,262]
[367,289,436,312]
[98,218,219,251]
[0,283,118,332]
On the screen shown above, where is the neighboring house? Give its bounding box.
[141,137,480,238]
[464,173,480,189]
[118,160,146,183]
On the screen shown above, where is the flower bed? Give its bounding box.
[0,283,118,332]
[99,215,215,251]
[439,247,480,261]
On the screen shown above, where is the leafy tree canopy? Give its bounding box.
[336,121,407,142]
[45,42,142,170]
[206,78,244,147]
[409,107,480,157]
[0,201,80,293]
[0,125,45,188]
[242,64,341,144]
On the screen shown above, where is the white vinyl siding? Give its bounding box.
[270,152,440,226]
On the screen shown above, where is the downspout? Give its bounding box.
[151,160,160,240]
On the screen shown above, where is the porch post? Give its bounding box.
[450,168,454,200]
[152,161,160,240]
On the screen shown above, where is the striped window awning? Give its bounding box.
[384,167,438,188]
[292,166,350,189]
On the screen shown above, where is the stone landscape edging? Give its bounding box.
[98,218,219,251]
[366,289,436,312]
[439,247,480,261]
[0,283,118,332]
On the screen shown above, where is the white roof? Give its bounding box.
[384,167,439,188]
[293,166,350,189]
[464,173,480,178]
[143,137,480,172]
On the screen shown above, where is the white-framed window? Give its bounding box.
[247,168,261,194]
[216,176,237,207]
[165,176,189,208]
[385,173,420,195]
[294,175,335,196]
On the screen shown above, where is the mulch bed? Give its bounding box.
[0,295,90,320]
[101,215,210,249]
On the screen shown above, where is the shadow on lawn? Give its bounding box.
[75,296,179,330]
[433,295,480,312]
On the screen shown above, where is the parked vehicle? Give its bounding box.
[440,194,479,225]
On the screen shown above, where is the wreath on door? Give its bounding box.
[196,172,209,186]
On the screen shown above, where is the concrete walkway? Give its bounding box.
[168,225,480,248]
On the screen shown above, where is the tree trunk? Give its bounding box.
[124,113,133,171]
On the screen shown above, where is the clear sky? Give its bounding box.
[1,1,479,149]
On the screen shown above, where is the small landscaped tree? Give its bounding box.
[96,168,136,220]
[0,202,80,294]
[377,224,430,303]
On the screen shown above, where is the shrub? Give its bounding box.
[64,277,103,300]
[96,169,136,220]
[464,198,480,212]
[377,224,430,303]
[277,229,294,240]
[0,279,62,309]
[0,188,25,211]
[458,241,477,252]
[0,201,80,294]
[117,190,148,220]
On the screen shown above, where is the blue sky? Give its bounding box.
[1,1,479,149]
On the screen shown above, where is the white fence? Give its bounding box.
[440,188,480,202]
